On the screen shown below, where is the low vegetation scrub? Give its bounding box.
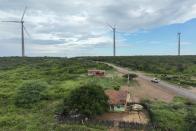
[15,80,48,107]
[63,84,109,117]
[144,97,196,131]
[0,57,114,130]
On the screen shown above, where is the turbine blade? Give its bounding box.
[106,23,113,29]
[23,25,31,38]
[114,24,116,28]
[21,6,28,21]
[0,20,20,23]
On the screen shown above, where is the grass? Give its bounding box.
[0,57,126,131]
[145,97,196,131]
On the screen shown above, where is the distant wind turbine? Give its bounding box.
[177,32,181,56]
[1,7,29,57]
[107,24,116,56]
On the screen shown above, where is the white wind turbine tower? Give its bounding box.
[1,7,30,57]
[107,24,116,56]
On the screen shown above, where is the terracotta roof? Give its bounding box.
[105,90,128,105]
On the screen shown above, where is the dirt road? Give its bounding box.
[107,63,196,102]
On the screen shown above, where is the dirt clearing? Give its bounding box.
[96,111,149,124]
[121,78,175,102]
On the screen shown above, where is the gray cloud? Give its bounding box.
[0,0,196,56]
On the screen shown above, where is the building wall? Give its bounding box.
[114,105,126,112]
[109,104,126,112]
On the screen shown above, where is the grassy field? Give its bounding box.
[85,56,196,87]
[0,57,127,131]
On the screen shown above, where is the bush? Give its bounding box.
[123,73,137,80]
[15,80,48,107]
[63,84,108,117]
[113,85,120,90]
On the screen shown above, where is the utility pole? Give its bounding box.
[178,32,181,56]
[177,32,181,88]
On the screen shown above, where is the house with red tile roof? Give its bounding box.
[88,69,105,77]
[105,89,130,112]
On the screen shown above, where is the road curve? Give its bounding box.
[106,63,196,102]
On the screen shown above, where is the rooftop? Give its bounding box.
[105,90,128,105]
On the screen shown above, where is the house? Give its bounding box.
[105,90,130,112]
[88,69,105,77]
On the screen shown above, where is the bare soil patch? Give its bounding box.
[121,78,175,103]
[190,87,196,94]
[96,111,149,124]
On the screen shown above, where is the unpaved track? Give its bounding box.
[106,63,196,102]
[122,78,175,102]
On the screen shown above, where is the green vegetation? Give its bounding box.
[123,73,138,80]
[1,56,195,130]
[0,57,122,131]
[144,97,196,131]
[15,80,48,107]
[63,84,108,117]
[86,56,196,87]
[85,76,126,90]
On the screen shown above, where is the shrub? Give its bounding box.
[63,84,108,117]
[113,85,120,90]
[15,80,48,107]
[123,73,137,80]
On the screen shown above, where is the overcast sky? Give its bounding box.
[0,0,196,57]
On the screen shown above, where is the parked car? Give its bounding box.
[151,78,160,83]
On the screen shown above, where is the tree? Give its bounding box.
[63,84,108,117]
[123,73,137,80]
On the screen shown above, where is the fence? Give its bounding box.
[57,114,165,130]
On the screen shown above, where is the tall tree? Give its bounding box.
[64,84,108,117]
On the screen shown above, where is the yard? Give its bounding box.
[96,111,149,124]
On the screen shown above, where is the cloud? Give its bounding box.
[0,0,196,56]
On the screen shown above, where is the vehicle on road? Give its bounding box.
[151,78,160,83]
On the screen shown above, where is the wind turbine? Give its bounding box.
[177,32,181,56]
[1,7,29,57]
[107,24,116,56]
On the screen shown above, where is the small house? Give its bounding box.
[105,90,130,112]
[88,69,105,77]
